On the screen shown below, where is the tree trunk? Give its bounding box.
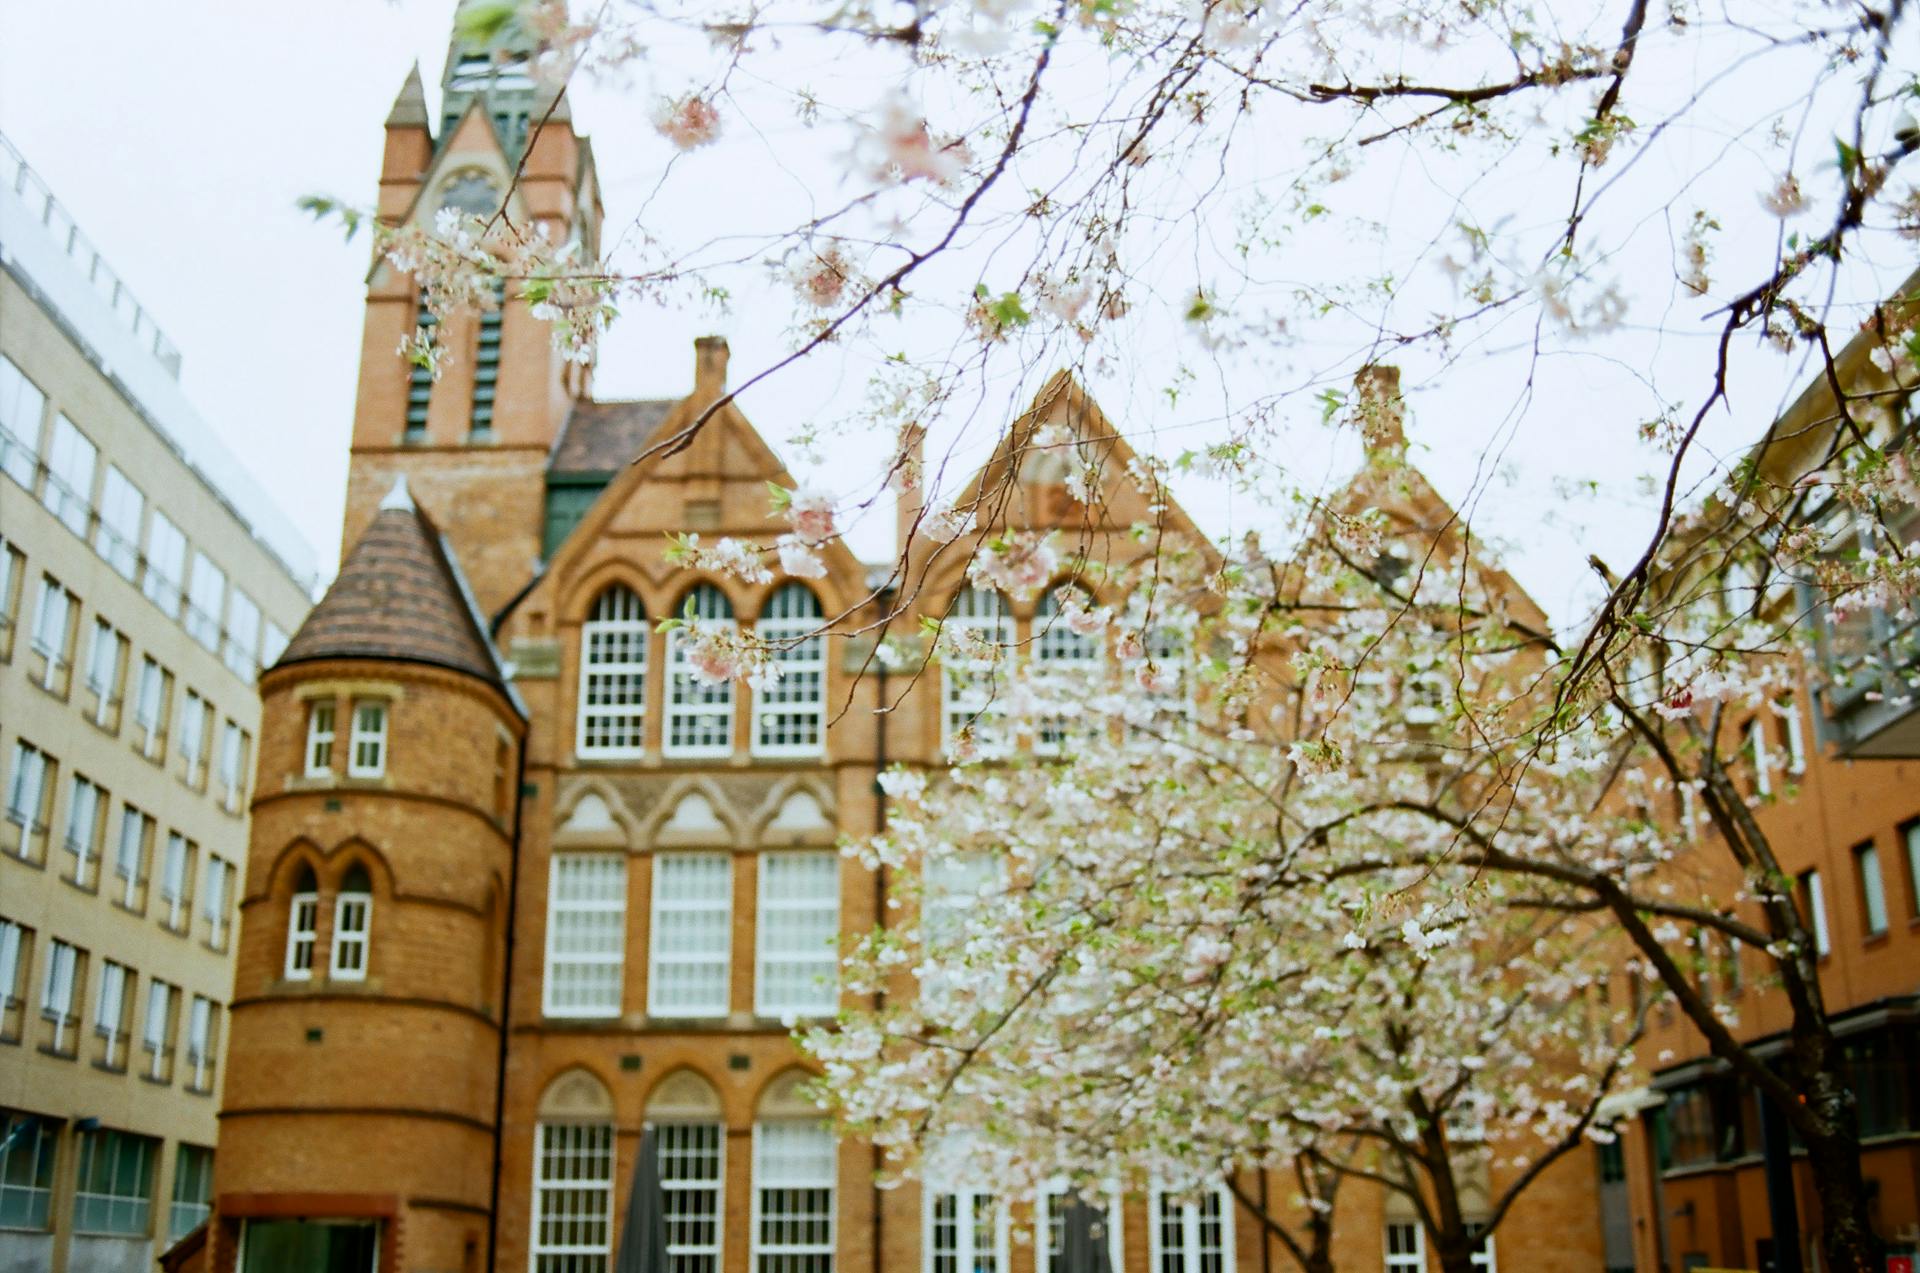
[1803,1065,1881,1273]
[1430,1229,1479,1273]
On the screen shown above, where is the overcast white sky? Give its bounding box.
[4,1,1912,625]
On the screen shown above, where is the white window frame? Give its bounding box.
[42,414,96,537]
[218,721,247,812]
[577,586,649,759]
[202,857,232,950]
[41,939,79,1054]
[114,806,149,910]
[752,583,826,758]
[754,852,840,1019]
[160,833,193,931]
[923,1184,1008,1273]
[1036,1185,1125,1273]
[664,586,737,759]
[134,658,167,755]
[656,1120,726,1272]
[185,551,225,651]
[143,979,174,1080]
[224,589,260,678]
[531,1120,616,1271]
[94,960,128,1055]
[1800,869,1831,958]
[1778,695,1807,775]
[941,587,1012,750]
[1858,843,1889,937]
[751,1121,836,1273]
[1149,1183,1236,1273]
[348,700,387,778]
[186,995,213,1089]
[0,918,27,1028]
[1747,718,1773,797]
[543,853,627,1018]
[1384,1220,1425,1272]
[330,888,372,980]
[179,692,208,784]
[648,852,732,1019]
[285,889,319,980]
[143,511,186,618]
[1468,1222,1498,1272]
[31,575,72,691]
[85,618,122,720]
[5,741,50,851]
[1907,823,1920,923]
[305,701,336,777]
[1032,585,1100,756]
[95,465,143,580]
[63,773,101,887]
[0,353,47,489]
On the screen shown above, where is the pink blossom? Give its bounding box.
[1136,663,1177,695]
[1652,689,1694,721]
[789,489,837,546]
[875,96,965,184]
[1115,629,1146,661]
[922,503,977,544]
[777,534,828,579]
[653,95,722,150]
[683,627,741,684]
[971,533,1057,599]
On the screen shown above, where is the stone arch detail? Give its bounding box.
[644,1068,724,1121]
[643,776,745,849]
[537,1066,617,1122]
[747,776,837,847]
[554,778,641,849]
[753,1067,824,1119]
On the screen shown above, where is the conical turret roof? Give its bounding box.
[386,63,429,129]
[277,478,508,691]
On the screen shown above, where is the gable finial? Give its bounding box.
[380,475,415,512]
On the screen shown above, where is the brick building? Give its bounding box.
[188,17,1919,1273]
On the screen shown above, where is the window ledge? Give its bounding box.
[286,773,338,793]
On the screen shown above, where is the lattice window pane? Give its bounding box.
[0,1109,55,1230]
[546,854,627,1017]
[941,588,1012,749]
[754,584,826,757]
[1155,1187,1233,1273]
[659,1122,724,1272]
[926,1188,1000,1273]
[533,1121,615,1273]
[755,853,839,1018]
[754,1123,835,1273]
[1034,587,1100,753]
[649,854,731,1017]
[666,585,736,758]
[579,587,649,757]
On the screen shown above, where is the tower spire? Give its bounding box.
[385,62,428,129]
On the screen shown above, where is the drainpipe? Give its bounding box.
[870,598,896,1273]
[485,718,529,1272]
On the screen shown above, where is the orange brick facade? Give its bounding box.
[197,29,1917,1273]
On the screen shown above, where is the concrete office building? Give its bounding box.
[0,129,317,1273]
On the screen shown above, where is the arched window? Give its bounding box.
[752,584,825,758]
[1033,585,1100,755]
[533,1069,616,1273]
[284,865,319,981]
[329,864,372,981]
[647,1071,726,1271]
[941,587,1012,750]
[665,585,735,759]
[752,1072,835,1272]
[578,586,649,759]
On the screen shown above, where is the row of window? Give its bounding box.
[527,1129,1489,1273]
[574,582,1184,763]
[0,356,287,680]
[0,1110,212,1241]
[541,851,839,1021]
[282,865,374,982]
[3,538,256,814]
[3,740,238,946]
[1794,820,1920,955]
[0,918,223,1090]
[578,583,827,760]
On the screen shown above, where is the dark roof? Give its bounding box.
[277,480,506,690]
[550,399,676,474]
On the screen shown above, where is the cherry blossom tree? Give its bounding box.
[305,2,1920,1268]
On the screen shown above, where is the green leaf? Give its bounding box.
[454,0,520,45]
[767,482,793,512]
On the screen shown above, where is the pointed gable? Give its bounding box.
[278,479,509,690]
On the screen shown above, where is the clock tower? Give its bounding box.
[342,21,603,615]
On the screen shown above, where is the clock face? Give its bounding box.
[440,173,502,218]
